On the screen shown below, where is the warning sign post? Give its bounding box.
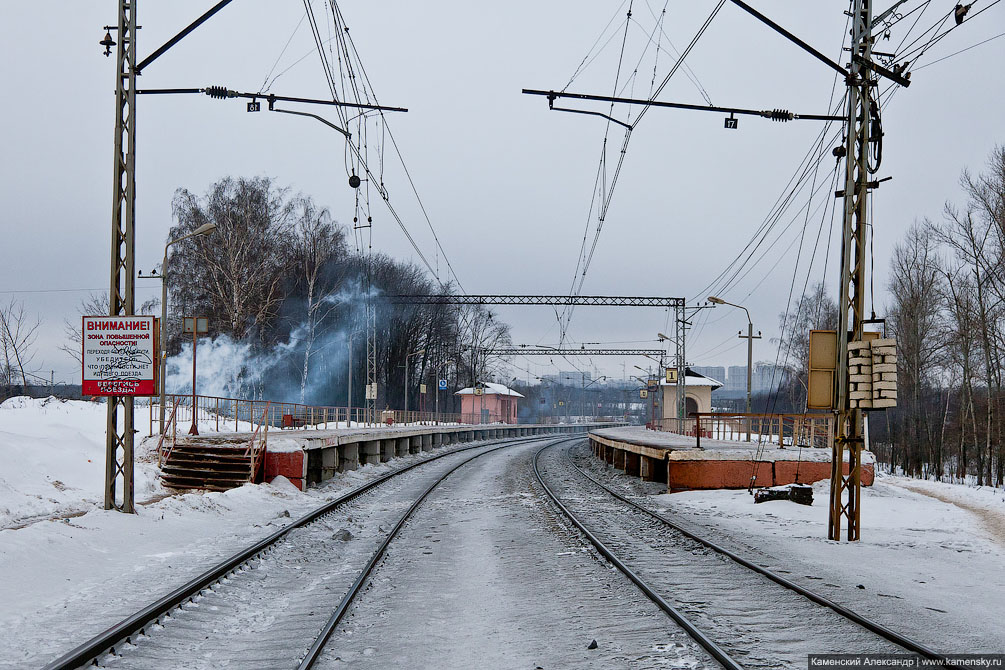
[82,316,157,396]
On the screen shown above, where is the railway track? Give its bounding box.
[533,439,953,670]
[42,433,566,670]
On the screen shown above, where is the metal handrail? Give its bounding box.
[690,412,834,449]
[156,398,181,468]
[245,401,271,483]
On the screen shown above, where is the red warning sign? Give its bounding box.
[81,316,157,396]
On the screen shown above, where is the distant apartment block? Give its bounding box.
[541,371,592,387]
[714,364,786,396]
[691,366,726,385]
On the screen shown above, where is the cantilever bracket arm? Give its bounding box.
[853,54,911,87]
[725,0,849,78]
[523,89,844,123]
[136,0,237,74]
[271,107,351,139]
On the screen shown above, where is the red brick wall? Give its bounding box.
[668,459,874,490]
[669,460,772,490]
[265,450,305,491]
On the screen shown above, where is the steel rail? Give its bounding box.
[297,434,580,669]
[532,443,744,670]
[41,432,563,670]
[561,443,953,669]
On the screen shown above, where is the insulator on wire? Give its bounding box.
[205,86,232,99]
[767,109,794,122]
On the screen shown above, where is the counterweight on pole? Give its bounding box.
[830,0,874,542]
[105,0,138,513]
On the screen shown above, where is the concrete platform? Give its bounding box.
[255,422,618,490]
[589,426,875,492]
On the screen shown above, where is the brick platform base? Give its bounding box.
[265,451,306,491]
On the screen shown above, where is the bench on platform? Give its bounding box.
[282,414,307,429]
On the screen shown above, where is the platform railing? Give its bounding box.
[650,413,834,449]
[149,394,517,436]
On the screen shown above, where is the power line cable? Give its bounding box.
[913,28,1005,69]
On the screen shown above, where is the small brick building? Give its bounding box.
[455,382,524,424]
[660,368,723,419]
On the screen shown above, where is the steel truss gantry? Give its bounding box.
[394,294,701,420]
[482,348,666,357]
[391,295,685,308]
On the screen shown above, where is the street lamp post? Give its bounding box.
[657,330,682,420]
[708,296,761,440]
[404,349,425,419]
[634,365,656,426]
[155,222,217,435]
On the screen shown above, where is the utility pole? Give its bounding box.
[104,0,138,513]
[739,325,761,419]
[831,0,874,542]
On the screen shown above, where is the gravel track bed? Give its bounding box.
[96,442,517,670]
[541,441,907,670]
[314,438,716,669]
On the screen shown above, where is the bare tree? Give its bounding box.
[887,222,945,476]
[290,197,348,403]
[774,282,838,410]
[58,293,109,366]
[0,298,41,393]
[168,177,294,344]
[459,304,512,386]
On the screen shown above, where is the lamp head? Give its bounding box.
[193,222,218,236]
[707,296,726,305]
[100,30,116,57]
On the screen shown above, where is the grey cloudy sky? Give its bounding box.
[2,1,1003,386]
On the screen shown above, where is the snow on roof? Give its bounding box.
[658,369,724,389]
[455,382,525,398]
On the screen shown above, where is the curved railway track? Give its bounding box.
[533,439,953,670]
[42,433,955,670]
[42,433,567,670]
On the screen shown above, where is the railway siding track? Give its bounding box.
[42,434,560,670]
[534,440,953,670]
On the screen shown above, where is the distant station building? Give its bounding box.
[659,368,724,419]
[455,382,524,424]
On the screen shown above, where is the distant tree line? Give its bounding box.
[163,176,512,411]
[874,146,1005,486]
[771,147,1005,486]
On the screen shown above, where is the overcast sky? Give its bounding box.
[2,1,1003,387]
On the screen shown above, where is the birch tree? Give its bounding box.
[290,197,347,403]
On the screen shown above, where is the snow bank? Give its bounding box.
[648,471,1005,651]
[0,397,164,527]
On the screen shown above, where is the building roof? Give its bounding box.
[455,381,525,398]
[658,368,724,389]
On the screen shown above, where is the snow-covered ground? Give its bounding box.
[0,396,260,529]
[4,398,1003,666]
[0,396,483,667]
[642,469,1005,652]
